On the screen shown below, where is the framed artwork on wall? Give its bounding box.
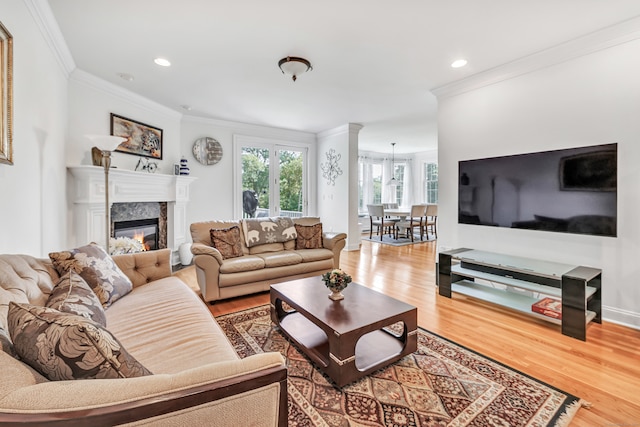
[110,113,163,159]
[0,22,13,165]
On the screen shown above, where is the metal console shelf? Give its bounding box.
[438,248,601,341]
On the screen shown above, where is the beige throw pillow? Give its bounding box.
[49,243,133,308]
[8,302,152,381]
[210,226,243,259]
[295,223,323,249]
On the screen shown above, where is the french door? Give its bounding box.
[235,137,308,219]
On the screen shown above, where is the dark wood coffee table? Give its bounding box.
[270,276,417,387]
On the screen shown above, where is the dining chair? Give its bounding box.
[381,202,401,233]
[367,204,397,241]
[425,204,438,239]
[396,205,427,242]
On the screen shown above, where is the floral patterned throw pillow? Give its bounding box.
[49,243,133,308]
[46,271,107,327]
[8,302,152,381]
[294,223,323,249]
[210,226,243,259]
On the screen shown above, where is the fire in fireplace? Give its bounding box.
[113,218,159,251]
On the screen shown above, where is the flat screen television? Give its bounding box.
[458,143,617,237]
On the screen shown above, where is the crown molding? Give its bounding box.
[70,69,183,120]
[432,15,640,99]
[182,115,317,143]
[317,123,364,139]
[23,0,76,78]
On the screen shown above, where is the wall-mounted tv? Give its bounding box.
[458,143,617,237]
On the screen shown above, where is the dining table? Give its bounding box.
[384,208,411,219]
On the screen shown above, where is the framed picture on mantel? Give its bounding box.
[110,113,163,160]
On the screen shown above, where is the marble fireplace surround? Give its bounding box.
[68,166,196,264]
[112,202,167,250]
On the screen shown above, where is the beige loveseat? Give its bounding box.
[0,249,287,426]
[191,217,347,303]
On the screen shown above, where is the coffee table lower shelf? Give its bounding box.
[279,312,406,379]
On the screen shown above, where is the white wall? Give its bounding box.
[180,116,317,227]
[437,39,640,328]
[66,70,183,173]
[65,71,184,247]
[318,124,361,250]
[0,1,68,256]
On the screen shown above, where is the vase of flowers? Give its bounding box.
[109,236,144,255]
[322,269,352,301]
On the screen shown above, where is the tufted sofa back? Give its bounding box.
[112,248,172,288]
[0,255,58,332]
[0,249,174,333]
[293,217,321,226]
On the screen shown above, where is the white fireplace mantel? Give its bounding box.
[68,166,197,262]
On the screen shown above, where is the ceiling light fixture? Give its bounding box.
[451,59,468,68]
[154,57,171,67]
[387,142,398,186]
[278,56,312,82]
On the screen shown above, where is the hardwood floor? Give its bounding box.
[181,239,640,426]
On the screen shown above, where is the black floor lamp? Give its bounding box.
[86,135,126,252]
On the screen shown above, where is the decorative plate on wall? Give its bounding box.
[192,137,223,165]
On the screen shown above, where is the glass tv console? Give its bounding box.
[438,248,602,341]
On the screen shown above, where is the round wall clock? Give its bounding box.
[192,137,223,165]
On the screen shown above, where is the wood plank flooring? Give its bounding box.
[177,239,640,426]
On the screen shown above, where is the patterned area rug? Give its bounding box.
[362,233,436,246]
[216,305,584,427]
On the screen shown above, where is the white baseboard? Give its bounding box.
[602,305,640,330]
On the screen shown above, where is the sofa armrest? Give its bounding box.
[322,232,347,250]
[0,353,287,427]
[323,232,347,268]
[191,242,224,264]
[112,248,172,288]
[191,243,224,302]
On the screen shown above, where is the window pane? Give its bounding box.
[394,164,404,205]
[279,150,303,217]
[372,163,382,204]
[424,162,438,204]
[242,147,270,217]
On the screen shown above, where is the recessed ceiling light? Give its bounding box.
[180,105,192,111]
[154,57,171,67]
[451,59,468,68]
[117,72,134,81]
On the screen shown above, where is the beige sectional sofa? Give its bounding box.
[0,248,287,426]
[190,217,347,303]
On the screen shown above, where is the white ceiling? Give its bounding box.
[48,0,640,154]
